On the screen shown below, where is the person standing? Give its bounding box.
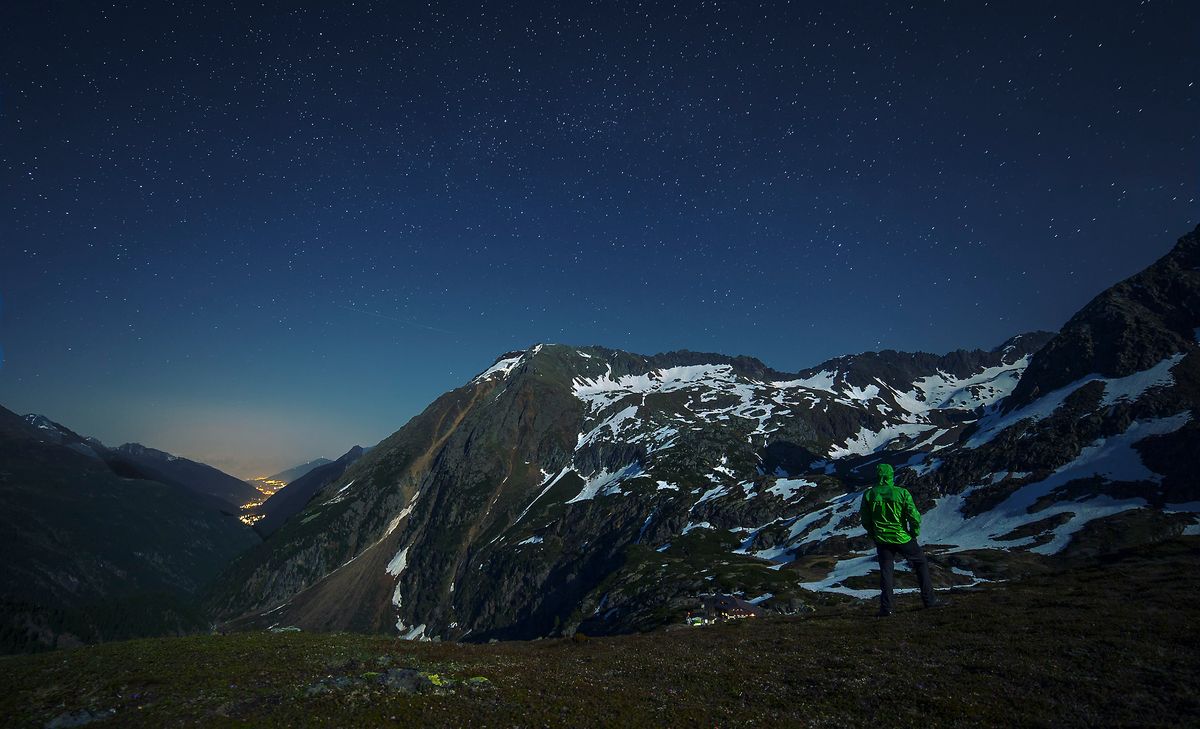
[859,463,945,616]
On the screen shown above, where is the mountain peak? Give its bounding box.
[1170,222,1200,259]
[20,413,95,446]
[336,445,366,463]
[1006,225,1200,410]
[116,442,178,461]
[992,331,1056,358]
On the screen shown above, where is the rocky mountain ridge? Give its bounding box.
[17,415,259,511]
[257,458,335,486]
[208,227,1200,643]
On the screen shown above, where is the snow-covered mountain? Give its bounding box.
[208,225,1200,642]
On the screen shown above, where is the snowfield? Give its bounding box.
[965,354,1184,449]
[570,353,1038,463]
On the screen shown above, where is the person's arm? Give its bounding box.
[903,489,922,539]
[859,492,876,540]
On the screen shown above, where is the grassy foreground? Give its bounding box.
[3,538,1199,728]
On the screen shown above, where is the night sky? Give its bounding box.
[1,1,1196,477]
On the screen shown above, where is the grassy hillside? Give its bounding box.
[3,538,1198,728]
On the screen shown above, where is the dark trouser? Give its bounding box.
[875,538,935,612]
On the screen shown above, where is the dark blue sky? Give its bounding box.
[1,1,1196,476]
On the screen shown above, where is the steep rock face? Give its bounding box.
[205,384,505,627]
[0,406,261,654]
[1008,224,1200,410]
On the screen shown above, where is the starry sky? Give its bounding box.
[1,1,1196,477]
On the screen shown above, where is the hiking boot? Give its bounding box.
[875,609,893,618]
[923,598,951,609]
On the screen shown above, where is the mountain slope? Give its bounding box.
[104,442,261,511]
[0,406,261,653]
[252,446,368,537]
[19,414,260,511]
[1009,228,1200,409]
[203,336,1052,639]
[263,458,335,485]
[209,226,1200,643]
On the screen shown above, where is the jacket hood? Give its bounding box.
[876,463,895,488]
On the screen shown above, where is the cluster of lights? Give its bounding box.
[237,478,290,527]
[251,478,288,496]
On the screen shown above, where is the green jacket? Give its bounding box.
[859,463,921,545]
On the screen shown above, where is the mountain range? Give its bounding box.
[8,225,1200,653]
[258,458,336,486]
[0,410,261,652]
[17,415,259,511]
[204,226,1200,642]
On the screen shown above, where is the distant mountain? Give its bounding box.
[260,458,335,486]
[251,446,369,538]
[18,416,260,512]
[104,442,261,511]
[207,225,1200,644]
[0,406,261,654]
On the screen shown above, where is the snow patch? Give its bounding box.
[386,546,409,577]
[566,463,643,503]
[773,370,838,393]
[399,623,427,641]
[1164,501,1200,514]
[798,553,879,598]
[326,479,357,504]
[966,354,1184,448]
[900,357,1029,415]
[515,466,572,524]
[388,495,420,535]
[694,484,729,506]
[829,423,936,459]
[577,405,640,449]
[473,354,524,383]
[924,413,1191,555]
[766,478,817,500]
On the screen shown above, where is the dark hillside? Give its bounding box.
[4,537,1197,727]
